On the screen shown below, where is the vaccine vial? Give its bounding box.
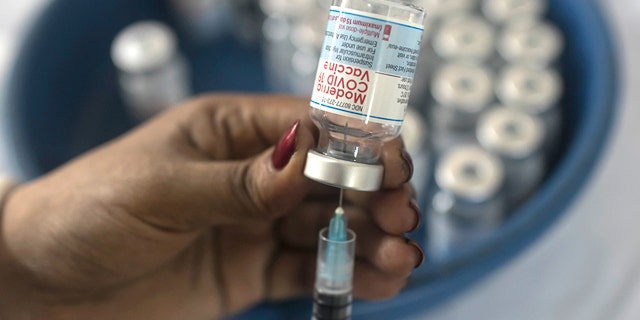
[262,13,294,91]
[260,0,316,16]
[429,63,492,124]
[420,0,475,20]
[481,0,546,25]
[433,14,495,63]
[401,107,431,202]
[111,21,191,121]
[304,0,426,191]
[410,17,436,106]
[428,144,506,260]
[260,0,329,95]
[477,106,545,207]
[428,62,494,152]
[496,65,562,150]
[498,19,564,67]
[431,62,495,119]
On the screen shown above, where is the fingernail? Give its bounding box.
[406,239,425,269]
[401,149,414,182]
[272,120,300,170]
[408,200,422,233]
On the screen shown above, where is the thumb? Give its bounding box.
[186,120,317,224]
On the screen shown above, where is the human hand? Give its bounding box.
[1,94,423,319]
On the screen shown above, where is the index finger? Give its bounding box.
[174,94,316,159]
[176,94,412,188]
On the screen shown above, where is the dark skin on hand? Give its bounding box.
[0,95,423,320]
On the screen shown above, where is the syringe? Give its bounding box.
[312,189,356,320]
[328,189,347,241]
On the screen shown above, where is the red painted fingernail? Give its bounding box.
[408,200,422,233]
[406,239,425,269]
[401,149,414,182]
[272,120,300,170]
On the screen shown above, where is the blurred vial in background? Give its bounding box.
[410,0,474,104]
[433,14,495,63]
[260,0,328,95]
[498,19,564,67]
[260,0,317,17]
[261,13,295,92]
[429,144,506,261]
[429,62,494,152]
[402,108,431,204]
[420,0,476,20]
[477,106,545,207]
[230,0,266,44]
[168,0,233,44]
[496,65,562,152]
[111,21,191,121]
[482,0,547,26]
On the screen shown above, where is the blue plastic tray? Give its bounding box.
[3,0,618,319]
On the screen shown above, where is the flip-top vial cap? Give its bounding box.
[477,106,545,159]
[436,145,505,202]
[304,150,384,192]
[111,21,178,74]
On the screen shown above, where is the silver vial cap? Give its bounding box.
[433,14,495,62]
[111,21,178,74]
[482,0,547,25]
[477,106,545,159]
[304,150,384,192]
[496,65,562,114]
[436,145,504,202]
[498,19,563,66]
[432,63,495,113]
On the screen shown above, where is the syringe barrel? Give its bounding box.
[313,228,356,320]
[312,290,353,320]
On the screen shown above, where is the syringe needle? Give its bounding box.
[329,190,347,242]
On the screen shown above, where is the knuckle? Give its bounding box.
[229,161,264,219]
[378,240,416,277]
[231,160,279,221]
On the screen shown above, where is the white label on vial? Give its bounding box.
[310,7,424,126]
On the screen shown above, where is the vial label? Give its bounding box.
[311,7,424,125]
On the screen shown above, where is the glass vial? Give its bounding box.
[401,107,431,203]
[304,0,426,191]
[111,21,191,121]
[496,65,562,150]
[429,144,506,260]
[498,19,564,67]
[420,0,475,20]
[482,0,547,26]
[433,14,495,63]
[477,106,545,207]
[428,62,494,152]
